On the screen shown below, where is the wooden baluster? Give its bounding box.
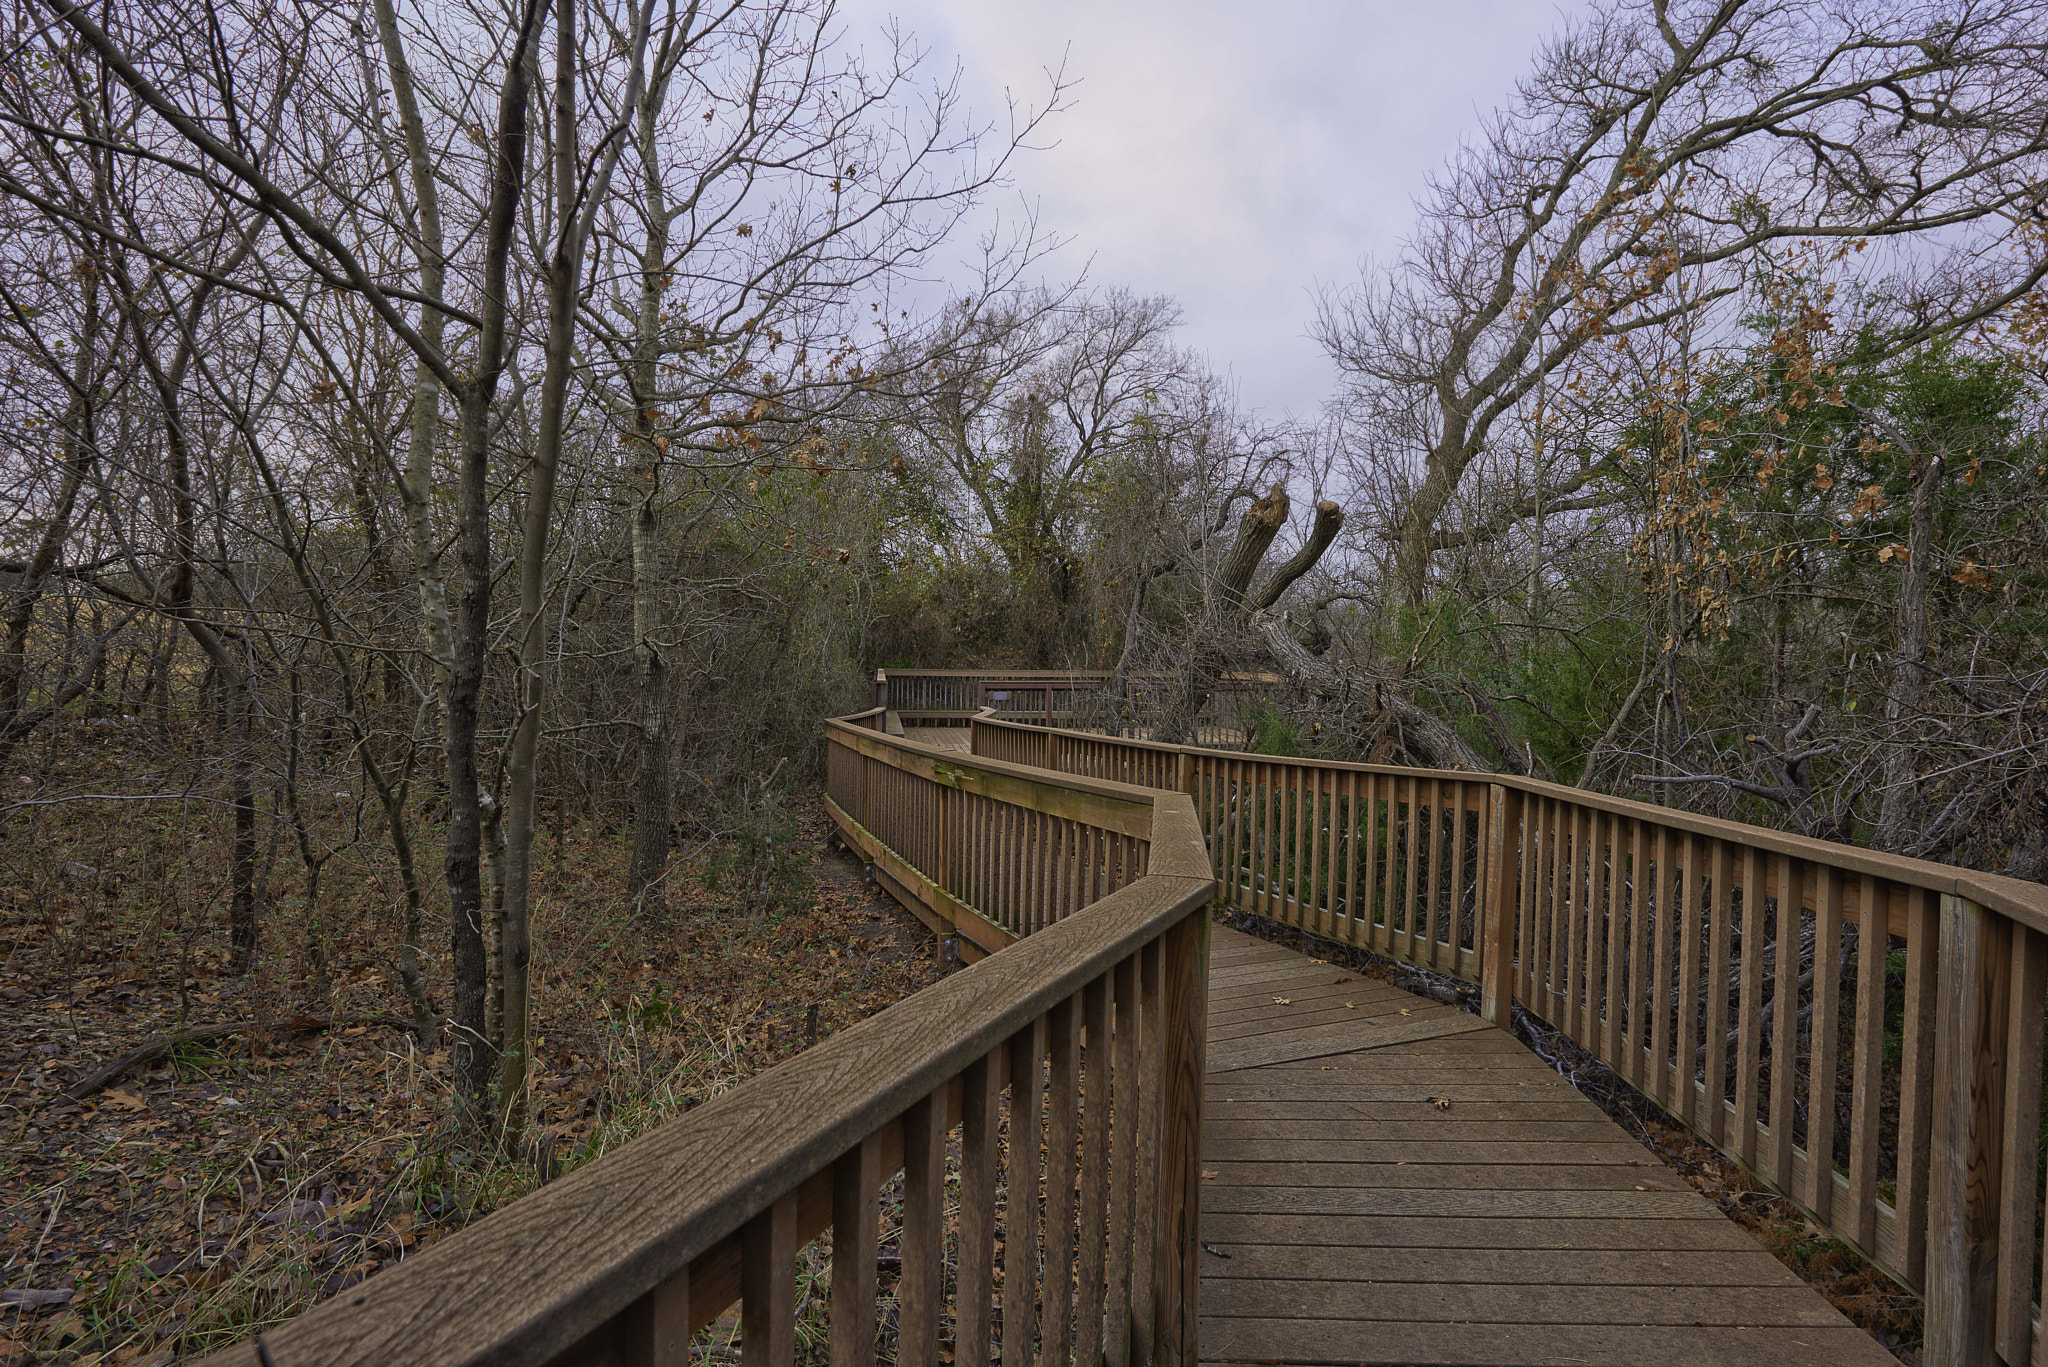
[1844,875,1885,1255]
[1625,819,1649,1093]
[1440,780,1459,968]
[1130,941,1165,1364]
[1422,778,1441,965]
[1804,864,1843,1223]
[1674,831,1701,1130]
[977,796,991,923]
[1480,786,1520,1026]
[1303,767,1322,932]
[1768,853,1800,1190]
[1589,811,1605,1065]
[1028,811,1044,934]
[1926,894,2013,1363]
[1060,816,1072,923]
[1363,773,1385,952]
[1009,804,1025,934]
[740,1195,797,1367]
[830,1136,882,1367]
[619,1267,689,1367]
[1075,977,1111,1367]
[1216,759,1233,905]
[1269,765,1285,923]
[1105,957,1139,1367]
[900,1094,945,1367]
[1042,998,1080,1367]
[1517,793,1541,1009]
[1324,768,1345,940]
[1996,924,2047,1365]
[1600,813,1625,1071]
[1734,846,1766,1168]
[1450,784,1471,970]
[1003,1019,1046,1367]
[1401,778,1422,964]
[1534,797,1556,1020]
[1702,838,1733,1149]
[1292,766,1310,928]
[1647,825,1675,1110]
[1897,886,1938,1286]
[1156,911,1208,1365]
[1248,763,1265,917]
[955,1055,998,1367]
[1564,803,1586,1043]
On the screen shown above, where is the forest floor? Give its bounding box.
[0,793,940,1366]
[1218,910,1924,1366]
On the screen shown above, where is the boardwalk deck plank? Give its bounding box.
[1199,925,1896,1367]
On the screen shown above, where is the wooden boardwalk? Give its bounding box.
[1199,927,1895,1367]
[904,725,971,751]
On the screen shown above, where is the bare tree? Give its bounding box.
[1317,0,2048,610]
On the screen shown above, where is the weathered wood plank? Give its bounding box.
[1201,1186,1715,1219]
[1200,1160,1696,1191]
[1201,1139,1674,1166]
[1199,1319,1896,1367]
[1201,1277,1851,1327]
[1196,1211,1763,1252]
[1201,1117,1624,1140]
[1205,1014,1494,1073]
[1198,1245,1807,1286]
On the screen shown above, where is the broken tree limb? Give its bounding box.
[1249,608,1494,772]
[57,1013,414,1103]
[1252,500,1344,611]
[1155,485,1296,744]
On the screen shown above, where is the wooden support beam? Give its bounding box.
[1925,894,2012,1364]
[1480,785,1520,1025]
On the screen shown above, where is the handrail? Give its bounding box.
[873,668,1280,727]
[968,709,2048,1364]
[202,717,1214,1367]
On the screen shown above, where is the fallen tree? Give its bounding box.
[1149,485,1498,771]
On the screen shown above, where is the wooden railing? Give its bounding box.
[971,710,2048,1366]
[202,714,1214,1367]
[873,668,1280,732]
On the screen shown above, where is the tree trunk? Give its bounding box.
[1251,609,1493,771]
[1874,453,1942,852]
[1155,485,1290,744]
[372,0,456,748]
[445,0,541,1124]
[500,0,644,1136]
[625,78,673,921]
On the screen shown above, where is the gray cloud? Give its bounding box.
[837,1,1581,419]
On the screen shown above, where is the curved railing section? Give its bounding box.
[200,713,1214,1367]
[970,709,2048,1364]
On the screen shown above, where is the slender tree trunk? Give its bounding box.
[0,272,103,771]
[1875,453,1943,852]
[626,86,673,921]
[373,0,456,742]
[228,627,259,971]
[501,0,644,1133]
[445,25,538,1115]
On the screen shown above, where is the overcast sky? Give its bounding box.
[834,1,1583,423]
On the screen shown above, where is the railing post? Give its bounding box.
[935,785,955,966]
[1154,904,1209,1367]
[1926,892,2011,1364]
[1479,784,1520,1026]
[873,668,887,711]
